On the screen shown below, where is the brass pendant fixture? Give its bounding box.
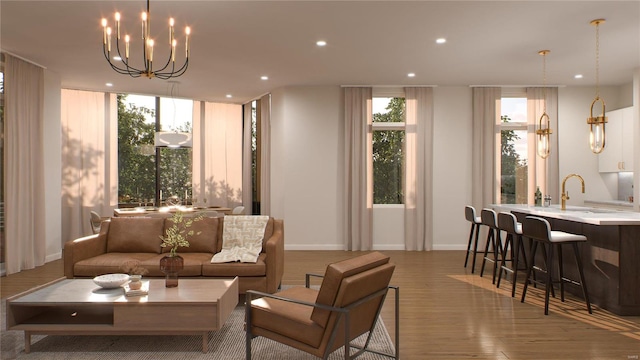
[536,50,552,159]
[101,0,191,80]
[587,19,607,154]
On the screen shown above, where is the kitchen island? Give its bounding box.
[492,204,640,316]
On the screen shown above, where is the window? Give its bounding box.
[0,54,4,269]
[117,94,193,207]
[372,96,405,204]
[500,96,528,204]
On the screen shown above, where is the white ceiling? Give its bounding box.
[2,1,639,104]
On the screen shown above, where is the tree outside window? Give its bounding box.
[372,97,405,204]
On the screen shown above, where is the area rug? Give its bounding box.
[1,301,394,360]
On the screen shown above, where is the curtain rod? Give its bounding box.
[1,50,47,69]
[469,85,566,88]
[341,85,437,88]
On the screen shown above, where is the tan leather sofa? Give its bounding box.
[63,216,284,294]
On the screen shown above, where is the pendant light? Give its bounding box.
[536,50,552,159]
[587,19,607,154]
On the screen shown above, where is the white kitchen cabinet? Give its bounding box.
[598,106,634,172]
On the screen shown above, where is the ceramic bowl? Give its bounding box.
[93,273,130,288]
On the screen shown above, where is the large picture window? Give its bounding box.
[500,96,528,204]
[372,96,405,204]
[118,94,193,207]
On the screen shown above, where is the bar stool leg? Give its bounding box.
[496,233,512,290]
[558,245,565,302]
[511,234,527,298]
[544,242,555,315]
[480,228,494,278]
[471,225,480,273]
[572,243,593,314]
[521,240,538,303]
[464,223,475,268]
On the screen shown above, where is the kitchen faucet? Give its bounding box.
[561,174,585,210]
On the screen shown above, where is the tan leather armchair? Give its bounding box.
[245,251,399,360]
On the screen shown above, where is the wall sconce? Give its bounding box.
[536,50,552,159]
[587,19,607,154]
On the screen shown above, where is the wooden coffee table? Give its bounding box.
[6,277,238,353]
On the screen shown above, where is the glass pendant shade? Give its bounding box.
[536,113,552,159]
[587,97,607,154]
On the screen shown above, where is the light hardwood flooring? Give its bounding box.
[2,250,640,359]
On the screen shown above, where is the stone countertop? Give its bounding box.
[491,204,640,226]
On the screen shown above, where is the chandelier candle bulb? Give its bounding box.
[141,12,147,39]
[185,27,190,58]
[106,27,112,52]
[125,35,130,58]
[102,18,107,44]
[169,18,174,45]
[149,39,154,62]
[172,40,176,62]
[115,12,120,39]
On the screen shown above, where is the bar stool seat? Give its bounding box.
[464,205,482,273]
[520,216,592,315]
[496,212,529,297]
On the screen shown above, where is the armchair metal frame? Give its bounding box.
[245,272,399,360]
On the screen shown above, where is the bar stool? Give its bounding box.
[479,208,502,284]
[464,205,482,273]
[520,216,592,315]
[496,212,528,297]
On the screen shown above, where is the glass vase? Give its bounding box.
[159,254,184,288]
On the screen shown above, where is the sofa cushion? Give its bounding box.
[140,253,211,277]
[106,217,164,253]
[161,216,218,254]
[202,253,267,277]
[74,253,159,277]
[215,217,273,253]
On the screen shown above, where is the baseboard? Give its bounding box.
[45,251,62,263]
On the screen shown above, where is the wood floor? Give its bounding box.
[2,250,640,359]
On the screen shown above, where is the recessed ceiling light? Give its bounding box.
[105,83,113,87]
[574,74,584,79]
[436,38,447,44]
[407,73,416,78]
[316,40,327,47]
[226,94,232,98]
[113,56,122,61]
[261,76,269,80]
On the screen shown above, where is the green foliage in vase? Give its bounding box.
[160,212,203,257]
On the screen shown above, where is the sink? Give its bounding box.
[561,208,616,214]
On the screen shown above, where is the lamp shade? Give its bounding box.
[154,131,193,148]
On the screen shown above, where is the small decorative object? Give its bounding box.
[93,273,130,289]
[159,211,202,287]
[120,260,148,290]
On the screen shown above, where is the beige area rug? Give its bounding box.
[1,301,394,360]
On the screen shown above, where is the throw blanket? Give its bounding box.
[211,215,269,263]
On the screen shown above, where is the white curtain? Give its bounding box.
[61,90,118,242]
[4,54,46,274]
[259,94,271,216]
[343,87,373,250]
[471,88,501,210]
[404,87,434,251]
[193,102,243,208]
[527,87,559,202]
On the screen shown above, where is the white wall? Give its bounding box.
[43,70,62,262]
[558,85,625,205]
[432,86,473,250]
[270,86,344,250]
[270,84,634,251]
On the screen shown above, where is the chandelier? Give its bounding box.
[587,19,607,154]
[101,0,190,79]
[536,50,552,159]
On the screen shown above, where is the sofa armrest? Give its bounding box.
[63,232,108,279]
[264,219,284,293]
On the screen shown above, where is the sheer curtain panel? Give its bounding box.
[4,54,46,274]
[471,88,501,210]
[404,87,434,251]
[61,90,117,242]
[192,102,243,208]
[527,87,559,202]
[343,87,373,250]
